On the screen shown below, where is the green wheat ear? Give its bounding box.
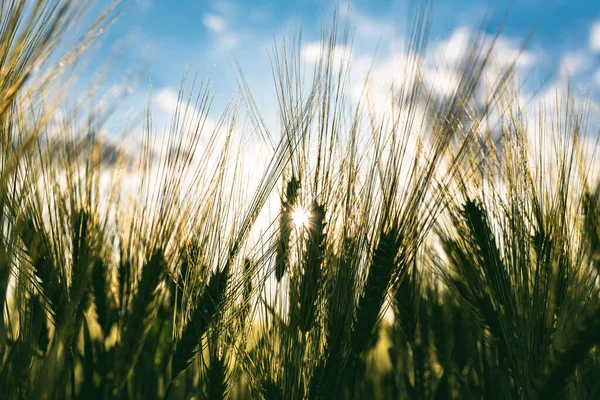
[240,257,253,324]
[583,188,600,271]
[18,216,67,326]
[535,188,600,398]
[171,267,229,380]
[297,201,326,333]
[115,248,167,391]
[92,257,114,337]
[0,238,12,342]
[393,262,418,344]
[261,379,285,400]
[205,341,230,400]
[352,227,402,355]
[462,198,512,314]
[275,176,301,281]
[536,310,600,399]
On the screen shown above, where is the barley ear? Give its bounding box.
[275,177,300,281]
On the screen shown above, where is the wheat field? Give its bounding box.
[1,1,600,399]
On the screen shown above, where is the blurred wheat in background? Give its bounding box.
[1,0,600,399]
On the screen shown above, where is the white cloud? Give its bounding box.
[202,13,227,34]
[594,69,600,88]
[424,26,538,104]
[300,42,351,65]
[219,32,239,49]
[493,35,537,69]
[301,42,326,63]
[560,50,593,76]
[200,12,239,49]
[433,27,537,70]
[334,23,541,114]
[435,27,471,66]
[155,87,180,114]
[424,66,460,97]
[589,20,600,52]
[154,87,217,134]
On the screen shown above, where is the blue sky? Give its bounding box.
[77,0,600,138]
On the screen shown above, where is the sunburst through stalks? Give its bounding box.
[291,207,310,228]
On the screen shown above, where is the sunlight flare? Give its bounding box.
[291,207,310,228]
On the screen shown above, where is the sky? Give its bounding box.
[71,0,600,141]
[43,0,600,241]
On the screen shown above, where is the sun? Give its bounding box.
[291,207,310,228]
